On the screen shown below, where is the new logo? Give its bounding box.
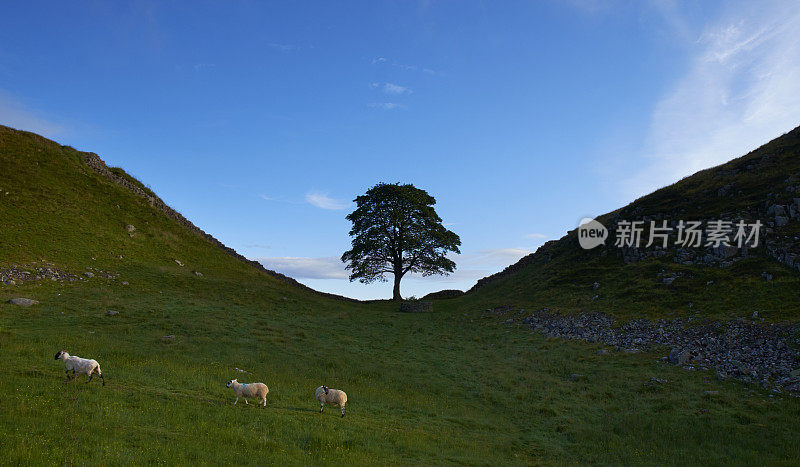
[578,217,608,250]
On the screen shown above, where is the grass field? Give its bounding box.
[2,269,800,464]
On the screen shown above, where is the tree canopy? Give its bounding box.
[341,183,461,300]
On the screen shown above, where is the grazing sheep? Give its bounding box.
[315,385,347,417]
[226,379,268,407]
[54,350,105,386]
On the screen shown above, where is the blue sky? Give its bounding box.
[2,1,799,299]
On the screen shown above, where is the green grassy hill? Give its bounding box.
[2,125,800,464]
[460,125,800,321]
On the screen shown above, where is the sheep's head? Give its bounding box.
[322,385,329,395]
[226,379,237,388]
[54,351,64,360]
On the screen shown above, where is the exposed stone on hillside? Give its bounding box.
[1,264,81,285]
[496,308,800,392]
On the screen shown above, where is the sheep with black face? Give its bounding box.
[315,385,347,417]
[54,350,105,386]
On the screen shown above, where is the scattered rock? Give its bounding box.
[569,373,584,382]
[669,348,691,366]
[752,311,759,320]
[162,335,175,341]
[193,271,203,277]
[521,310,800,392]
[105,310,119,316]
[125,224,136,233]
[1,264,83,284]
[121,281,129,286]
[596,349,609,355]
[649,377,667,384]
[83,271,94,278]
[591,282,601,290]
[399,301,433,313]
[174,259,184,267]
[7,298,38,307]
[704,390,719,396]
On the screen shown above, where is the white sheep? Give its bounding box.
[226,379,269,407]
[315,385,347,417]
[54,350,105,386]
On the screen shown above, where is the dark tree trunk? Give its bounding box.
[392,272,402,301]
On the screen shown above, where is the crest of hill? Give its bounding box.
[0,125,356,302]
[460,125,800,319]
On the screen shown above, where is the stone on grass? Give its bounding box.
[7,298,38,307]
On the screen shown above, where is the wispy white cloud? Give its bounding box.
[382,83,412,95]
[369,82,413,95]
[256,256,348,279]
[368,102,407,111]
[0,90,65,138]
[371,57,437,75]
[525,233,548,239]
[243,244,271,249]
[621,1,800,199]
[305,191,350,210]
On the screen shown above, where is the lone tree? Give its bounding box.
[341,183,461,300]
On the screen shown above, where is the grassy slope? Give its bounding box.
[462,126,800,321]
[2,126,800,464]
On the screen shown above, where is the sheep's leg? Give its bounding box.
[64,369,71,382]
[234,396,239,405]
[245,399,249,405]
[100,373,105,387]
[87,373,93,383]
[341,406,346,418]
[320,403,324,413]
[262,397,266,408]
